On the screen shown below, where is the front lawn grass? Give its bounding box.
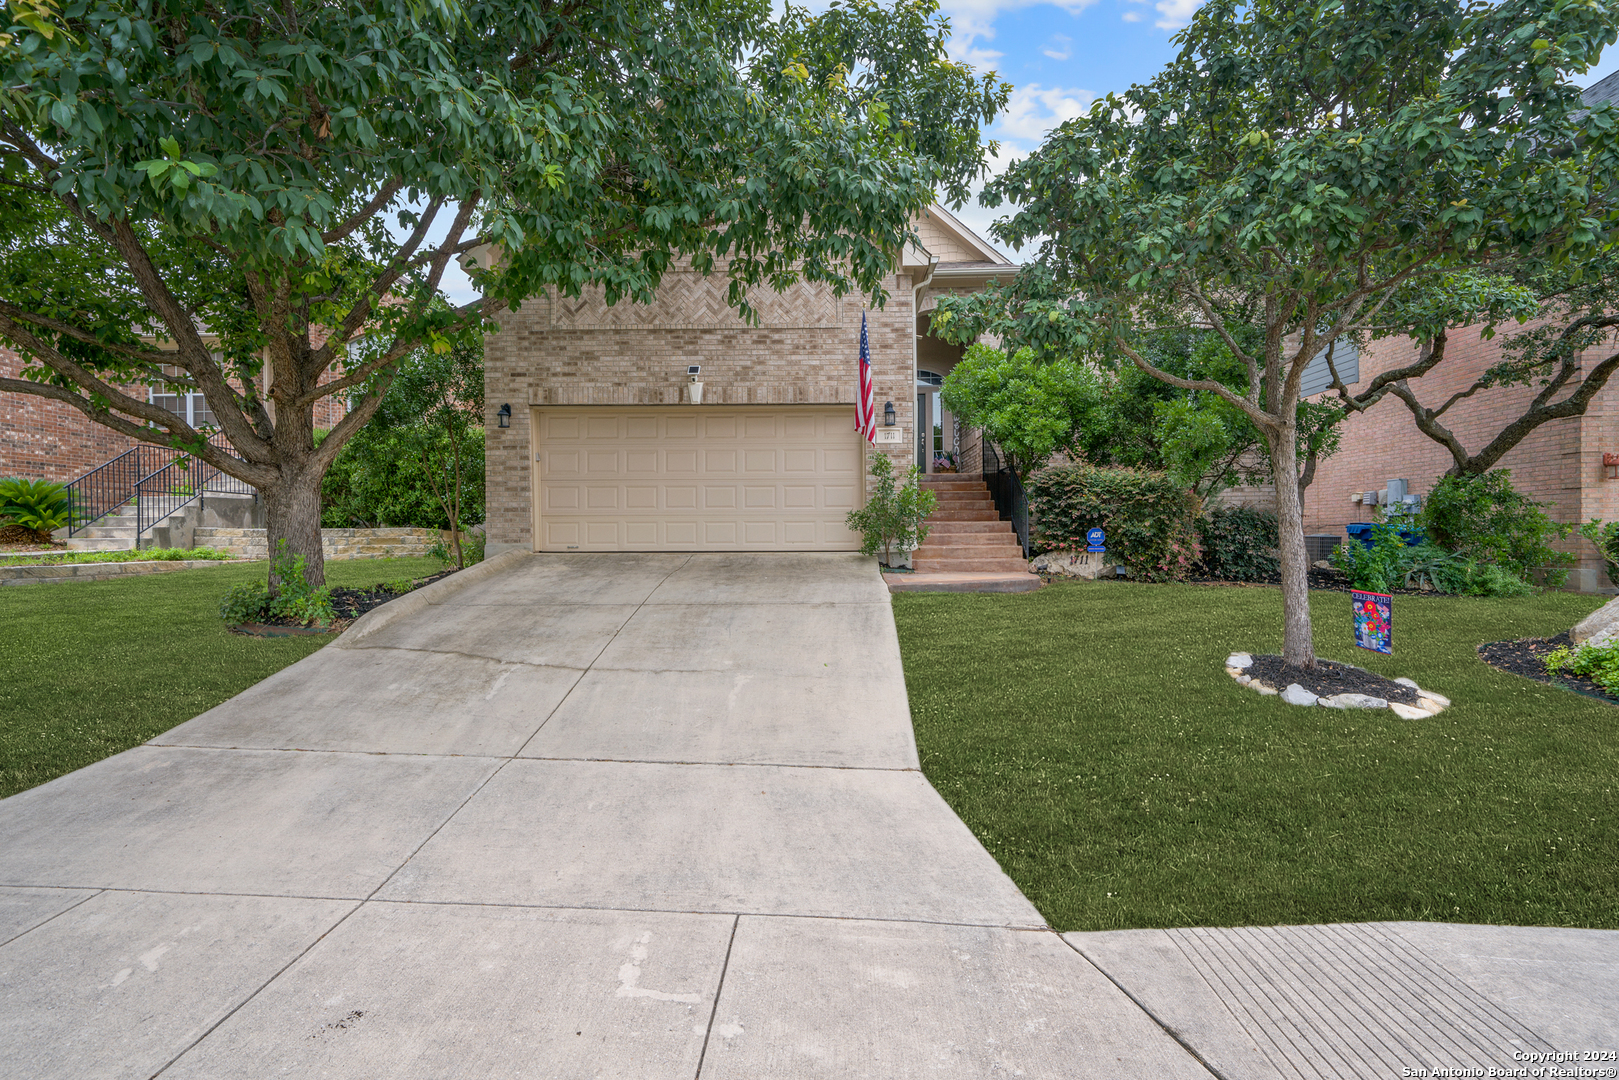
[895,581,1619,931]
[0,556,445,799]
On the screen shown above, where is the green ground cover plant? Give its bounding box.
[0,547,233,567]
[895,582,1617,931]
[0,556,444,799]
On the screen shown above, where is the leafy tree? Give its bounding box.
[933,0,1616,666]
[939,344,1106,477]
[0,0,1007,590]
[1366,251,1619,477]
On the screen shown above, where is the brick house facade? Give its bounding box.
[0,342,350,484]
[483,206,1014,556]
[1303,326,1619,591]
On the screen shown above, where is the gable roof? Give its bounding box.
[1584,69,1619,109]
[919,204,1013,266]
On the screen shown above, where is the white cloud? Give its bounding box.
[938,0,1100,72]
[1122,9,1142,20]
[994,83,1095,145]
[1153,0,1202,29]
[1042,34,1072,61]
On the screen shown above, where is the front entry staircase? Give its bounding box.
[912,475,1029,572]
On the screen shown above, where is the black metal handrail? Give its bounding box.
[67,433,255,539]
[981,441,1030,557]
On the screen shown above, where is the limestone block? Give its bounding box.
[1226,652,1253,669]
[1572,595,1619,642]
[1320,693,1389,709]
[1029,551,1116,580]
[1390,702,1429,720]
[1280,683,1319,706]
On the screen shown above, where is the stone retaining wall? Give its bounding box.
[192,527,444,560]
[0,559,236,586]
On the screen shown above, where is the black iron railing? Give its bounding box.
[67,434,254,538]
[981,441,1030,557]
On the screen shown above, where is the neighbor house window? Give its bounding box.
[149,361,217,429]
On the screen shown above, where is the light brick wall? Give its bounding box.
[1304,325,1619,586]
[484,269,921,550]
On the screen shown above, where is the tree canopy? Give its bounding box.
[1,0,1008,584]
[934,0,1617,666]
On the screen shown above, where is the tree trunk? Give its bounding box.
[1267,423,1317,668]
[261,468,328,591]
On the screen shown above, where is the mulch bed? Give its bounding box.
[1477,632,1619,707]
[1244,654,1423,705]
[0,524,65,552]
[230,568,457,637]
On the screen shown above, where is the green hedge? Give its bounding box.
[1197,505,1279,581]
[1026,465,1201,582]
[321,425,484,530]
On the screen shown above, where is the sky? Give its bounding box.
[435,3,1619,300]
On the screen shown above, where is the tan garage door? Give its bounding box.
[533,406,864,551]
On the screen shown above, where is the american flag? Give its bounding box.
[855,311,876,443]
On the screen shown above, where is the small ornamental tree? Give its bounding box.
[0,0,1007,592]
[934,0,1617,667]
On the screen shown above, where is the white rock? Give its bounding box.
[1226,652,1253,670]
[1419,690,1451,709]
[1321,693,1389,709]
[1281,683,1319,706]
[1573,595,1619,643]
[1029,552,1117,580]
[1225,666,1245,678]
[1389,702,1429,720]
[1393,677,1420,689]
[1236,674,1252,685]
[1252,683,1278,696]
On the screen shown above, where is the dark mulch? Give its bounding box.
[1478,632,1619,707]
[0,524,64,551]
[231,568,457,636]
[1244,654,1423,705]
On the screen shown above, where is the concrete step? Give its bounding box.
[929,495,996,508]
[924,520,1016,534]
[919,479,985,490]
[915,541,1025,557]
[65,537,139,552]
[912,556,1033,572]
[925,509,1005,522]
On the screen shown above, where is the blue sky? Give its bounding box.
[437,6,1617,299]
[945,0,1619,256]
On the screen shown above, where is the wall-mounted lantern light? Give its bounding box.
[496,403,512,428]
[883,401,896,427]
[1606,452,1619,480]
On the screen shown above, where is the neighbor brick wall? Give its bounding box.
[1,343,350,483]
[1303,324,1619,585]
[1,345,142,481]
[483,267,921,551]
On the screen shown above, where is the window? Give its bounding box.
[148,361,217,430]
[916,369,944,387]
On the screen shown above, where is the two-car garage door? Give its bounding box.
[532,406,864,551]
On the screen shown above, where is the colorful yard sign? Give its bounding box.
[1352,590,1392,654]
[1086,528,1106,553]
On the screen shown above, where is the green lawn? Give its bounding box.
[895,581,1619,931]
[0,557,445,799]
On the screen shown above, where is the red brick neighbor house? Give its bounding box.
[482,205,1021,562]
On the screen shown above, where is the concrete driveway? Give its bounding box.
[1,553,1613,1078]
[0,553,1203,1079]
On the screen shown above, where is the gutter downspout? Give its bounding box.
[911,250,939,474]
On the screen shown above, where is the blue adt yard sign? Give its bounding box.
[1086,528,1106,553]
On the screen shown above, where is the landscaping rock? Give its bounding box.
[1281,683,1319,706]
[1320,693,1389,709]
[1029,551,1116,580]
[1235,674,1252,685]
[1389,702,1429,720]
[1572,595,1619,643]
[1418,691,1450,710]
[1226,652,1253,670]
[1252,683,1278,696]
[1393,677,1420,689]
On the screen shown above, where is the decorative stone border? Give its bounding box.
[1224,652,1450,719]
[0,558,237,587]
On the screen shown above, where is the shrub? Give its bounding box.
[219,540,333,626]
[0,478,72,542]
[1026,465,1200,582]
[1546,638,1619,694]
[1423,470,1575,586]
[1196,505,1278,581]
[1579,519,1619,586]
[321,424,485,530]
[846,453,936,565]
[1331,522,1533,596]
